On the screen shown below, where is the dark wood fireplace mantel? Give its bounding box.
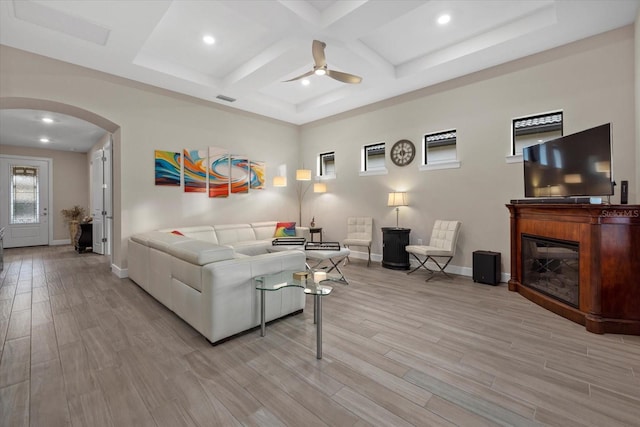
[507,203,640,335]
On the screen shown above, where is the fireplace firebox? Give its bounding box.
[521,235,579,308]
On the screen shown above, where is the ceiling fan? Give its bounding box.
[284,40,362,84]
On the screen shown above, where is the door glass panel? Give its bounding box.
[11,166,39,224]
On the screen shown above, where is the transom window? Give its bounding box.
[424,129,457,164]
[319,151,335,177]
[512,111,563,155]
[362,142,385,171]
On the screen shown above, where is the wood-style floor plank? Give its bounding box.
[1,245,639,426]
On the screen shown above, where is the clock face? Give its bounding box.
[391,139,415,166]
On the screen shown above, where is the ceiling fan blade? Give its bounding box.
[312,40,327,67]
[326,69,362,84]
[283,70,314,82]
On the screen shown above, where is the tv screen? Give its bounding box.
[523,123,612,198]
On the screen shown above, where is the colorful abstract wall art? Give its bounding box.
[154,150,181,186]
[183,149,207,193]
[249,161,265,190]
[208,147,230,198]
[230,155,249,194]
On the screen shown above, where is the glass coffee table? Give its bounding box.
[254,270,332,359]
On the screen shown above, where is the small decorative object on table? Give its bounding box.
[310,216,316,227]
[61,205,87,244]
[293,271,309,283]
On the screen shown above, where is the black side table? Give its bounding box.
[309,227,323,242]
[381,227,410,270]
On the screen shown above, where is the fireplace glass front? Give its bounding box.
[521,234,579,308]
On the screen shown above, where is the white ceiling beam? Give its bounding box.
[397,4,558,78]
[223,38,306,88]
[346,39,395,79]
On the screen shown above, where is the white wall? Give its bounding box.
[0,45,301,271]
[0,25,636,277]
[300,26,637,274]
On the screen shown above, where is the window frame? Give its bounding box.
[507,110,563,163]
[360,142,387,176]
[318,151,336,178]
[420,128,460,171]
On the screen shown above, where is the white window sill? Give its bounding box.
[419,160,460,171]
[359,169,388,176]
[506,154,523,164]
[318,174,336,180]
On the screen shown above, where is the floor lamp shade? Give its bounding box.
[272,176,286,187]
[313,182,327,193]
[296,169,311,181]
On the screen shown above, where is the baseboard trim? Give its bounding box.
[51,239,70,246]
[111,264,128,278]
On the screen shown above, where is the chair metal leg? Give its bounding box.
[367,247,371,267]
[407,253,431,275]
[407,254,453,281]
[424,256,453,281]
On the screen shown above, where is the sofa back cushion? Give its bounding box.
[214,224,257,245]
[159,226,218,244]
[251,221,278,240]
[166,240,235,266]
[144,231,192,251]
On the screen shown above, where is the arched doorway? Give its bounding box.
[0,97,122,272]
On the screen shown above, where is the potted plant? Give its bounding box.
[61,205,86,244]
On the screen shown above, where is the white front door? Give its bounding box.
[0,156,51,248]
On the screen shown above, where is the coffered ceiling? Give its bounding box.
[1,0,639,129]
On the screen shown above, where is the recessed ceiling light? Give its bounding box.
[203,35,215,45]
[39,138,50,143]
[301,79,310,86]
[437,14,451,25]
[42,117,54,124]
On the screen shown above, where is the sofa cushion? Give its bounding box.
[145,231,191,251]
[251,221,278,240]
[274,221,296,237]
[230,240,271,256]
[214,224,257,245]
[166,240,235,265]
[159,226,218,244]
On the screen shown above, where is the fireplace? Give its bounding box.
[521,234,579,308]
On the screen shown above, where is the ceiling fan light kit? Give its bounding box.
[285,40,362,84]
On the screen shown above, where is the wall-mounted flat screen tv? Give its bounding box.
[523,123,613,198]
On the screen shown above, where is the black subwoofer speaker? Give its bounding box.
[473,251,501,285]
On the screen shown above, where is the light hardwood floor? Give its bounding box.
[1,245,639,427]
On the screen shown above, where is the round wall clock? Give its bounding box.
[390,139,415,166]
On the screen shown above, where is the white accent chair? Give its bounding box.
[343,216,373,266]
[405,220,462,281]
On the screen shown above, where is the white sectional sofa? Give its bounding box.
[128,221,309,344]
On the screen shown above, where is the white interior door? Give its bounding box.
[91,137,112,255]
[0,156,51,248]
[92,149,105,254]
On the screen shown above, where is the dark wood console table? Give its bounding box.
[507,203,640,335]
